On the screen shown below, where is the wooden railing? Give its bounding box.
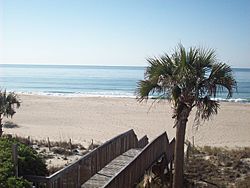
[25,129,141,188]
[138,135,149,148]
[103,132,174,188]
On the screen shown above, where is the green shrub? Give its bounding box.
[7,177,31,188]
[0,137,48,188]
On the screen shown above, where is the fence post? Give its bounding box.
[27,136,30,145]
[47,137,51,151]
[12,144,18,177]
[69,138,72,151]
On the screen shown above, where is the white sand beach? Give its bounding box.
[3,94,250,148]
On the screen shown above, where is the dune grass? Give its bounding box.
[3,134,100,175]
[137,145,250,187]
[185,146,250,187]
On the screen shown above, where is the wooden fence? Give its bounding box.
[103,132,174,188]
[25,129,147,188]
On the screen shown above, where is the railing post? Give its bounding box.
[46,181,52,188]
[77,164,81,188]
[12,144,18,177]
[169,160,173,188]
[59,177,63,188]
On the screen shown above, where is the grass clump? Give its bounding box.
[51,147,73,156]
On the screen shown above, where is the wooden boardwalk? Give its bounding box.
[25,129,174,188]
[82,148,141,187]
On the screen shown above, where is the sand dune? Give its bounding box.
[3,94,250,148]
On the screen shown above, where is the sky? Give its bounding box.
[0,0,250,67]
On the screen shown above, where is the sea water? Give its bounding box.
[0,64,249,102]
[0,64,144,97]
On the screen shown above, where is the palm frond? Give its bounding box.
[179,44,187,68]
[195,96,220,121]
[137,53,178,102]
[207,63,237,98]
[187,47,199,66]
[198,48,216,68]
[136,79,161,102]
[7,92,21,108]
[0,90,21,117]
[145,55,175,80]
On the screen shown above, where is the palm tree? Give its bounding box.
[137,44,236,188]
[0,90,21,137]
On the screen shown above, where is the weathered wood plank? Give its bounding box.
[81,148,141,188]
[83,174,110,187]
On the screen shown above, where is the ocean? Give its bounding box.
[0,64,250,102]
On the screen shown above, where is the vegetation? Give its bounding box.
[137,44,237,187]
[5,177,31,188]
[0,136,48,188]
[13,135,91,175]
[137,146,250,187]
[185,146,250,187]
[0,91,21,137]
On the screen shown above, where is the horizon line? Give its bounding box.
[0,63,146,67]
[0,63,249,69]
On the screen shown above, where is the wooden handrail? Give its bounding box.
[138,135,149,148]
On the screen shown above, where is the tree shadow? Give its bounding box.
[3,121,20,128]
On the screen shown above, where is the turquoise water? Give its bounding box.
[0,64,249,102]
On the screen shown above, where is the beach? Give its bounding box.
[3,94,250,148]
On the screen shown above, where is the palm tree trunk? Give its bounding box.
[173,106,190,188]
[0,114,3,137]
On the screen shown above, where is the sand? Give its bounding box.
[3,94,250,148]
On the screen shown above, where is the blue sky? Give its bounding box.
[1,0,250,67]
